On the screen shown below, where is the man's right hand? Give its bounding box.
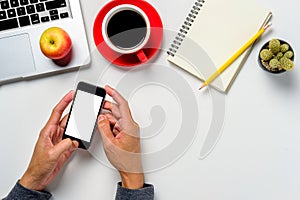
[97,85,144,189]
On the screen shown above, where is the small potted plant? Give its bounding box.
[258,38,295,73]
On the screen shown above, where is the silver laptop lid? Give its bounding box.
[0,0,90,85]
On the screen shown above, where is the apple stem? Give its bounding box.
[50,40,55,45]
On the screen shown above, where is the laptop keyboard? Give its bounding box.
[0,0,71,32]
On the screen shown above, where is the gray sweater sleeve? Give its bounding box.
[115,182,154,200]
[3,181,52,200]
[3,181,154,200]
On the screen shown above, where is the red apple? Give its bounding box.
[39,27,72,60]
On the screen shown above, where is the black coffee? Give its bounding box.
[107,10,147,49]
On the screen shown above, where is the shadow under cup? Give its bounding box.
[103,6,150,63]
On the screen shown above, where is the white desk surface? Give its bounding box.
[1,0,300,199]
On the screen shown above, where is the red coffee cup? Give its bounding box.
[101,4,150,63]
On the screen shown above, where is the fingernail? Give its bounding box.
[73,140,79,148]
[98,115,105,122]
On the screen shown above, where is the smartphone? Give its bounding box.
[63,82,106,149]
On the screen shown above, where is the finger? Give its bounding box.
[72,140,79,148]
[52,141,78,172]
[47,91,75,126]
[57,114,69,140]
[59,148,75,163]
[103,101,120,118]
[57,142,78,164]
[50,138,78,160]
[59,114,69,130]
[103,100,112,111]
[97,115,115,143]
[105,85,131,118]
[112,125,121,136]
[104,113,117,126]
[103,100,118,112]
[105,85,127,106]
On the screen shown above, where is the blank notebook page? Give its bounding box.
[168,0,271,92]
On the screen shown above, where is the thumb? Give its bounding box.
[97,115,114,142]
[51,138,77,160]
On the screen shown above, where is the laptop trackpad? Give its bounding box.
[0,34,35,80]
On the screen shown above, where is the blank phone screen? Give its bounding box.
[65,90,104,142]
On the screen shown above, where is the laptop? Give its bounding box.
[0,0,90,85]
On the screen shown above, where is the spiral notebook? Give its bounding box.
[167,0,272,92]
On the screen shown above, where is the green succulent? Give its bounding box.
[275,52,283,60]
[284,51,294,59]
[260,49,273,61]
[269,58,281,69]
[269,39,281,54]
[259,38,295,72]
[280,43,289,53]
[280,57,294,70]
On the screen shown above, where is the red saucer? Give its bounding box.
[93,0,163,67]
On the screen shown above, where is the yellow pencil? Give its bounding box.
[199,23,271,90]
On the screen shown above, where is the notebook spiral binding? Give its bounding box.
[167,0,205,57]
